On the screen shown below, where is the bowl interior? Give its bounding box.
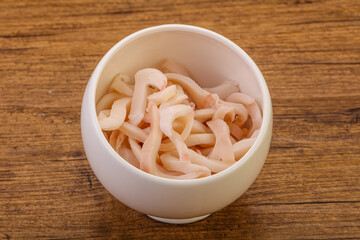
[95,27,264,111]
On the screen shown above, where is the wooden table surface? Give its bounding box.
[1,0,359,239]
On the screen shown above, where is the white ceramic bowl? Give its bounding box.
[81,24,272,224]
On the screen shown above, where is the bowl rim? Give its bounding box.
[85,24,272,186]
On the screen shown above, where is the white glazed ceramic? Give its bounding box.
[81,24,272,224]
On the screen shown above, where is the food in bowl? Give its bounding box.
[96,59,262,179]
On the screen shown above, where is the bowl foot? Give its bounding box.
[147,214,211,224]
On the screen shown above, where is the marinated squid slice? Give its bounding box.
[165,73,219,108]
[159,104,194,162]
[117,145,140,168]
[97,97,131,131]
[194,108,215,122]
[207,119,235,163]
[98,109,110,121]
[159,120,209,152]
[129,68,167,126]
[110,74,134,96]
[108,132,139,168]
[226,92,256,106]
[102,131,110,141]
[119,122,148,142]
[188,102,196,111]
[233,137,256,160]
[129,138,170,174]
[212,103,235,122]
[109,130,125,150]
[246,101,262,137]
[160,133,216,152]
[158,87,188,110]
[142,111,151,123]
[199,147,213,156]
[161,170,210,179]
[140,105,163,174]
[229,123,244,141]
[128,137,142,161]
[188,149,233,173]
[230,135,237,144]
[160,153,211,176]
[173,119,210,134]
[96,92,122,114]
[225,102,248,125]
[139,105,205,180]
[174,83,186,96]
[191,120,211,133]
[205,80,239,100]
[161,59,191,77]
[147,85,177,106]
[143,127,151,134]
[251,129,260,138]
[185,133,215,147]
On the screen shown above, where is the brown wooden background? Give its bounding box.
[1,0,359,239]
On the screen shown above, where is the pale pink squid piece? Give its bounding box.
[139,105,206,179]
[207,119,235,163]
[205,80,239,100]
[160,170,210,179]
[184,133,215,147]
[212,103,235,122]
[190,120,211,133]
[232,137,256,160]
[159,132,214,152]
[159,121,212,152]
[226,92,259,131]
[189,102,196,111]
[230,135,237,144]
[159,105,194,139]
[102,131,110,141]
[159,104,194,162]
[165,73,219,108]
[161,59,191,77]
[140,105,163,174]
[225,102,249,126]
[109,130,125,150]
[251,129,260,138]
[97,109,110,121]
[119,122,148,143]
[97,97,131,131]
[96,92,122,115]
[229,123,244,140]
[226,92,256,106]
[109,131,139,168]
[158,85,188,111]
[142,111,151,123]
[200,147,213,156]
[129,138,173,175]
[110,74,134,97]
[160,153,211,176]
[117,143,140,168]
[143,127,151,134]
[173,119,210,134]
[188,149,233,173]
[194,108,215,122]
[246,101,262,137]
[147,85,177,106]
[128,137,142,161]
[128,68,167,126]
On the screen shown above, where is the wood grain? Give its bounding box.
[1,0,359,239]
